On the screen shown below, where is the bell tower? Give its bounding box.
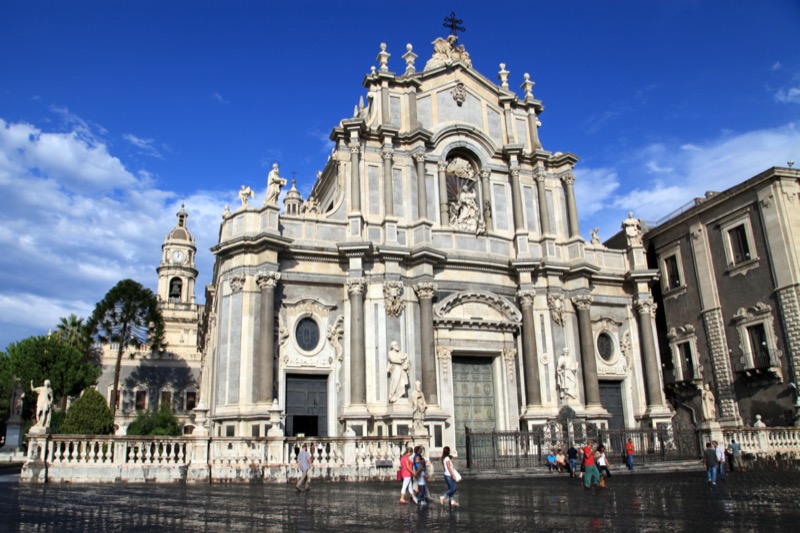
[157,204,198,304]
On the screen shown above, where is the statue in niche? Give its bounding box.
[701,383,717,422]
[265,163,286,206]
[449,184,483,234]
[387,341,410,403]
[622,212,643,247]
[238,185,254,207]
[31,379,53,430]
[411,380,427,434]
[556,349,578,400]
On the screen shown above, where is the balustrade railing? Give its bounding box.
[723,427,800,456]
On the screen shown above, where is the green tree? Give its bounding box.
[0,351,14,418]
[5,335,100,410]
[126,404,181,436]
[54,313,100,365]
[62,388,114,435]
[87,279,165,415]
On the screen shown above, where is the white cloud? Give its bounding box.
[213,92,230,104]
[0,115,234,351]
[645,161,673,174]
[123,133,164,159]
[775,87,800,104]
[772,61,783,72]
[573,167,620,218]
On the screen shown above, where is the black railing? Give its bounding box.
[748,349,778,370]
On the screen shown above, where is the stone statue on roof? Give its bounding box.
[425,35,473,71]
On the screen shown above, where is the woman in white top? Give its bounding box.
[440,446,461,507]
[596,444,611,480]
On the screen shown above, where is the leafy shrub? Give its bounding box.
[126,404,181,436]
[61,388,114,435]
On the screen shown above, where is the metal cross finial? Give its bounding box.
[443,12,466,38]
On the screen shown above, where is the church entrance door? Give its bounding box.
[452,356,496,451]
[599,381,624,429]
[285,374,328,437]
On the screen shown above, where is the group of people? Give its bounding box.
[546,438,635,490]
[398,445,461,507]
[702,438,744,486]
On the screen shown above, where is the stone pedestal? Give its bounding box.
[1,419,24,453]
[698,420,724,446]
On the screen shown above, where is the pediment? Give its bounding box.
[434,290,521,331]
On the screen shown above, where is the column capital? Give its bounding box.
[381,146,394,161]
[509,167,520,180]
[437,161,448,172]
[228,275,245,293]
[571,293,593,311]
[517,289,536,307]
[634,297,657,316]
[256,270,281,290]
[479,168,491,179]
[349,140,362,154]
[533,166,547,183]
[414,150,427,163]
[413,282,438,300]
[346,277,366,295]
[559,170,576,185]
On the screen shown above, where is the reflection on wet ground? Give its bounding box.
[1,470,799,532]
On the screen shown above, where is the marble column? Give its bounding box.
[518,289,542,407]
[347,277,367,405]
[573,294,600,406]
[510,166,525,232]
[256,271,280,402]
[414,282,438,405]
[634,297,665,407]
[415,151,427,219]
[479,168,492,228]
[561,171,580,238]
[382,145,394,216]
[534,167,551,235]
[438,161,449,226]
[349,139,362,213]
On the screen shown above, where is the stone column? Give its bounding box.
[438,161,449,226]
[414,282,438,405]
[347,277,367,405]
[573,294,600,407]
[634,297,665,407]
[510,166,525,232]
[561,171,580,238]
[256,271,280,402]
[518,289,542,407]
[415,151,427,219]
[480,168,492,229]
[349,139,362,213]
[382,145,394,216]
[534,167,551,235]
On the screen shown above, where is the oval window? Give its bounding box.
[597,332,615,362]
[295,317,320,352]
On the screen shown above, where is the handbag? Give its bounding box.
[396,468,403,481]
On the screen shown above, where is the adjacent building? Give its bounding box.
[644,166,800,429]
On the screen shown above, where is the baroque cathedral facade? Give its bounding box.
[195,34,673,452]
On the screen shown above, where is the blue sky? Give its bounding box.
[1,0,798,351]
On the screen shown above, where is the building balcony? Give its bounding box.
[733,349,783,385]
[664,366,703,396]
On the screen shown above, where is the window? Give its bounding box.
[732,302,782,378]
[746,324,770,368]
[667,325,701,384]
[185,391,197,412]
[295,317,320,352]
[160,391,172,411]
[728,224,750,265]
[677,342,694,380]
[596,332,615,362]
[225,425,235,437]
[135,390,147,411]
[664,255,681,290]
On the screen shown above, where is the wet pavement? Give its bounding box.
[1,468,799,532]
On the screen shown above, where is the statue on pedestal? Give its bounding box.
[411,381,427,435]
[238,185,254,207]
[265,163,287,206]
[622,212,643,247]
[30,380,53,430]
[556,349,578,400]
[701,383,717,422]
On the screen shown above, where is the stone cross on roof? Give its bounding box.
[443,12,465,40]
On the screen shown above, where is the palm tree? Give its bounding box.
[55,313,101,365]
[86,279,165,414]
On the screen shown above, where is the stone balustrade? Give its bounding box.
[722,427,800,457]
[20,434,418,484]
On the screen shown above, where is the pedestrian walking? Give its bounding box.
[703,442,718,486]
[566,444,579,477]
[583,441,601,490]
[728,439,745,472]
[713,440,726,480]
[296,443,313,492]
[399,447,415,504]
[596,444,611,485]
[439,446,461,507]
[625,438,635,471]
[413,446,431,506]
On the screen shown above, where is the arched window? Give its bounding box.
[169,277,183,303]
[444,153,485,233]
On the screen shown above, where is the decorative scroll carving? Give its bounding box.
[436,346,453,382]
[620,330,632,371]
[451,82,466,106]
[547,293,565,326]
[503,348,517,383]
[383,280,405,317]
[435,291,522,323]
[228,275,245,293]
[327,315,345,392]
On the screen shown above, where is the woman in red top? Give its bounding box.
[583,441,601,489]
[399,447,415,504]
[625,438,634,471]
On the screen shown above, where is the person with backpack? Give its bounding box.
[413,445,432,506]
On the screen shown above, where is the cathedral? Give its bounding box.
[193,33,672,453]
